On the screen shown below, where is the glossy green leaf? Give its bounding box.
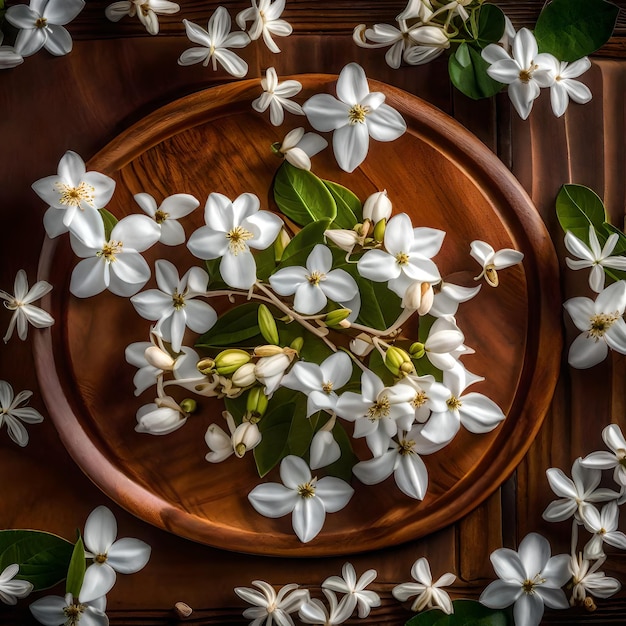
[367,348,395,386]
[278,220,331,269]
[196,302,260,348]
[99,208,118,240]
[255,245,278,282]
[535,0,619,61]
[0,530,73,591]
[476,4,506,47]
[556,184,607,245]
[322,421,358,482]
[449,43,504,100]
[287,403,316,457]
[405,600,513,626]
[65,535,85,598]
[277,319,334,364]
[274,162,337,227]
[323,180,362,229]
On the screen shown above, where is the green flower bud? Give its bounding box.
[290,336,304,354]
[196,357,216,375]
[214,349,251,375]
[385,346,414,376]
[273,228,291,262]
[247,386,269,417]
[409,342,425,359]
[179,398,197,414]
[373,218,386,243]
[325,308,352,328]
[258,304,280,345]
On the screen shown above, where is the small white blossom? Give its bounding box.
[322,562,381,618]
[236,0,292,53]
[569,553,620,606]
[402,25,450,66]
[0,564,33,605]
[470,240,523,287]
[0,381,44,447]
[393,557,455,614]
[542,56,593,118]
[252,67,304,126]
[362,190,392,224]
[105,0,179,35]
[255,350,295,395]
[580,501,626,560]
[135,395,190,435]
[299,588,352,625]
[30,592,107,626]
[275,127,327,171]
[235,580,309,626]
[205,411,261,462]
[581,424,626,487]
[133,192,198,245]
[0,270,54,343]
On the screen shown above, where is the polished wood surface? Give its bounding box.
[2,0,626,623]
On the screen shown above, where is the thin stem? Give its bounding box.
[348,307,416,338]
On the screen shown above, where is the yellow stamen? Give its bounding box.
[172,289,186,310]
[367,396,391,420]
[348,104,368,124]
[446,396,462,410]
[298,482,316,498]
[96,241,123,263]
[322,381,333,394]
[226,225,254,255]
[395,252,410,266]
[307,271,324,286]
[154,209,169,224]
[588,312,619,340]
[55,181,96,209]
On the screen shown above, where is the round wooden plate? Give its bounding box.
[35,75,561,556]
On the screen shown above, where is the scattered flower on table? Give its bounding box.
[569,552,620,607]
[542,56,593,118]
[252,67,304,126]
[236,0,292,54]
[470,240,524,288]
[5,0,85,58]
[105,0,180,36]
[392,556,456,614]
[0,380,44,447]
[302,62,407,173]
[581,424,626,487]
[322,562,380,618]
[274,127,328,171]
[0,269,54,343]
[299,588,352,625]
[234,579,309,626]
[133,192,199,245]
[178,7,251,78]
[0,564,33,605]
[30,592,107,626]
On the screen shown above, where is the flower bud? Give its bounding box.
[196,357,216,375]
[290,336,304,354]
[409,342,425,359]
[254,344,285,357]
[325,308,352,328]
[246,386,269,418]
[584,597,596,612]
[274,228,291,262]
[214,349,251,375]
[179,398,197,414]
[258,304,280,345]
[324,228,360,252]
[350,333,374,357]
[385,346,415,376]
[144,346,175,370]
[402,281,434,314]
[232,421,262,458]
[373,218,386,243]
[231,362,257,388]
[363,190,392,223]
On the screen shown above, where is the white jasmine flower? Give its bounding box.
[178,8,251,78]
[402,25,451,66]
[281,351,352,418]
[299,588,352,625]
[0,33,24,69]
[236,0,292,53]
[0,381,44,447]
[580,501,626,560]
[235,580,309,626]
[105,0,180,35]
[135,395,189,435]
[269,244,358,315]
[187,192,283,290]
[569,553,621,606]
[32,150,116,240]
[542,56,593,118]
[0,564,33,605]
[30,592,107,626]
[565,227,626,293]
[275,127,328,171]
[69,213,160,298]
[80,505,151,604]
[124,337,175,396]
[255,351,295,395]
[0,270,54,343]
[362,190,392,224]
[303,62,406,173]
[470,240,524,287]
[335,370,415,457]
[429,281,481,318]
[581,424,626,487]
[322,562,380,619]
[542,458,618,523]
[205,411,261,462]
[357,213,443,295]
[480,533,570,626]
[420,365,505,446]
[353,426,444,500]
[5,0,84,58]
[563,280,626,368]
[393,557,455,614]
[130,260,216,353]
[422,316,465,371]
[481,28,555,120]
[397,374,444,423]
[247,455,354,543]
[133,192,198,246]
[252,67,304,126]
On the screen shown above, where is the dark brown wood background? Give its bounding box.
[1,1,626,623]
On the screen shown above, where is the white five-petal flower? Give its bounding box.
[0,564,33,605]
[80,505,151,604]
[0,270,54,343]
[470,240,524,287]
[187,192,283,290]
[479,533,570,626]
[565,227,626,293]
[303,62,407,173]
[178,8,251,78]
[30,592,107,626]
[247,455,354,543]
[235,580,309,626]
[236,0,293,53]
[5,0,85,58]
[392,557,456,614]
[275,127,328,171]
[581,424,626,487]
[322,562,381,619]
[580,501,626,560]
[252,67,304,126]
[133,192,198,245]
[0,381,44,447]
[105,0,180,36]
[569,553,621,606]
[542,56,593,118]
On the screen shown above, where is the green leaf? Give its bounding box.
[254,245,277,282]
[405,600,513,626]
[323,180,362,229]
[277,319,334,364]
[99,208,118,240]
[287,405,316,457]
[556,184,607,244]
[65,535,86,598]
[0,530,73,591]
[278,220,331,269]
[367,348,395,386]
[196,302,261,348]
[535,0,619,61]
[274,162,337,227]
[322,421,358,482]
[449,43,504,100]
[476,4,506,47]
